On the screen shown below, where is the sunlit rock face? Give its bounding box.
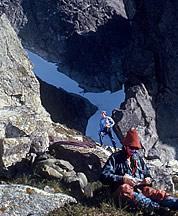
[0,184,76,215]
[0,13,51,168]
[0,14,87,171]
[1,0,178,182]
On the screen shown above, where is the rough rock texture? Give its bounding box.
[120,0,178,158]
[0,13,49,168]
[49,141,112,182]
[1,0,177,157]
[1,0,130,92]
[0,13,88,172]
[35,152,90,199]
[0,0,178,190]
[0,184,76,216]
[0,0,27,33]
[147,159,178,192]
[38,78,97,134]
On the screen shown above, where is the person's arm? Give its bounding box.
[139,155,153,185]
[106,117,115,128]
[99,154,124,185]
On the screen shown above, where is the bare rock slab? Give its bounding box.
[0,184,76,216]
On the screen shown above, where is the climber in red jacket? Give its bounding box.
[100,129,178,213]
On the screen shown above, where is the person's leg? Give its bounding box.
[141,186,178,210]
[141,186,169,204]
[161,196,178,211]
[113,183,134,201]
[133,192,160,212]
[99,131,104,146]
[113,184,160,213]
[107,130,116,150]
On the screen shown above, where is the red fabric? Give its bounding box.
[113,183,134,200]
[132,160,138,175]
[122,129,141,149]
[142,186,170,204]
[113,184,170,204]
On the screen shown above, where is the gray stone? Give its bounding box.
[0,137,31,168]
[0,13,89,173]
[0,13,51,169]
[38,78,97,133]
[112,84,158,156]
[49,142,112,182]
[0,0,178,193]
[0,184,76,216]
[43,185,55,194]
[30,131,49,153]
[1,0,130,92]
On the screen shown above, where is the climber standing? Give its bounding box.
[99,129,178,213]
[98,111,117,150]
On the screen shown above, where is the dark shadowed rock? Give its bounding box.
[38,78,97,134]
[1,0,131,92]
[122,1,178,154]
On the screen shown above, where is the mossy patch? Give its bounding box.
[26,187,35,195]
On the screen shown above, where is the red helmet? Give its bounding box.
[122,129,141,149]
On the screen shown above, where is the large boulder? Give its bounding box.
[0,13,50,169]
[35,153,90,199]
[38,78,97,134]
[112,84,177,191]
[0,184,76,215]
[0,13,90,173]
[49,141,112,182]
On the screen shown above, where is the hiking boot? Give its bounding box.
[162,196,178,211]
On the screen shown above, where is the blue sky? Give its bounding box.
[27,50,125,148]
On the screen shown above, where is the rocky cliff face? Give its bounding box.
[0,0,177,185]
[113,0,178,161]
[0,13,49,169]
[1,0,130,92]
[38,77,97,134]
[0,13,91,172]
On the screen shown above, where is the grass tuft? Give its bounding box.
[3,175,178,216]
